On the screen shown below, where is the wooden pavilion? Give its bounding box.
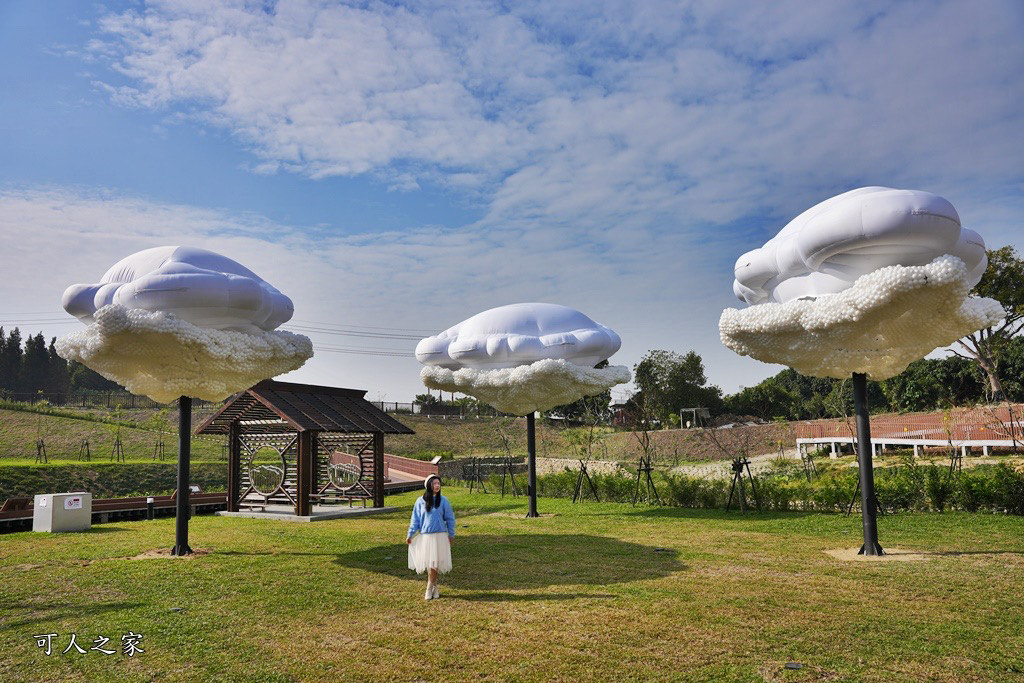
[196,380,414,516]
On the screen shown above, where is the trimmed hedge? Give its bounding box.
[0,463,228,500]
[501,460,1024,514]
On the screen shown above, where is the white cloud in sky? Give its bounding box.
[91,0,1024,232]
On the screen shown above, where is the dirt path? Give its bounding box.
[670,451,1024,480]
[669,449,802,479]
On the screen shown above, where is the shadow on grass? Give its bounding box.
[1,600,143,629]
[81,526,134,534]
[455,591,618,602]
[926,549,1024,557]
[332,533,686,593]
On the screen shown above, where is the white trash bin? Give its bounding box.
[33,492,92,532]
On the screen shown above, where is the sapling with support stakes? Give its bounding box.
[493,417,520,498]
[34,395,49,464]
[500,456,520,498]
[632,455,660,506]
[146,407,171,462]
[566,400,605,504]
[801,447,817,482]
[726,457,761,513]
[464,457,488,494]
[627,397,661,506]
[108,403,126,463]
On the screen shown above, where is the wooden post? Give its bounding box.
[227,421,241,513]
[296,431,312,516]
[373,432,385,508]
[309,432,319,506]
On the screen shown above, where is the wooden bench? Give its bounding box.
[0,497,31,512]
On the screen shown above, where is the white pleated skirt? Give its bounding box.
[408,532,452,574]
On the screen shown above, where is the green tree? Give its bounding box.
[0,327,23,392]
[67,360,120,391]
[547,360,612,421]
[724,377,799,421]
[954,246,1024,400]
[46,337,70,395]
[21,332,49,394]
[820,377,888,417]
[996,336,1024,402]
[882,357,984,412]
[771,369,838,419]
[633,350,723,424]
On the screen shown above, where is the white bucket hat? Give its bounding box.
[424,474,441,490]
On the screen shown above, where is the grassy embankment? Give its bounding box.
[0,405,226,499]
[382,416,796,464]
[0,406,223,464]
[0,403,796,465]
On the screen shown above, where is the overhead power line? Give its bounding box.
[0,313,440,334]
[291,318,437,334]
[283,324,424,341]
[315,345,413,358]
[0,318,78,325]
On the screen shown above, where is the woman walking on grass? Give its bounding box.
[407,474,455,600]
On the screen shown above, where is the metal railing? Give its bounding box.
[0,391,215,410]
[795,403,1024,447]
[368,401,511,418]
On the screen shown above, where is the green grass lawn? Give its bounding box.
[2,490,1023,683]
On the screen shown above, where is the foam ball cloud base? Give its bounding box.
[55,305,313,403]
[421,359,631,416]
[719,256,1003,380]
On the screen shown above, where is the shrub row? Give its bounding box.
[0,463,228,500]
[491,460,1024,514]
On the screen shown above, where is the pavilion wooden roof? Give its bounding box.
[195,380,415,436]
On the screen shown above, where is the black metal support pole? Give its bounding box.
[526,412,539,517]
[853,373,883,556]
[171,395,193,556]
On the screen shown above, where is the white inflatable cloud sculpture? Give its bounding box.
[416,303,629,414]
[57,247,313,403]
[62,246,293,332]
[720,188,1003,380]
[732,187,988,305]
[416,302,621,370]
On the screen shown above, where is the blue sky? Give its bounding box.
[1,0,1022,403]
